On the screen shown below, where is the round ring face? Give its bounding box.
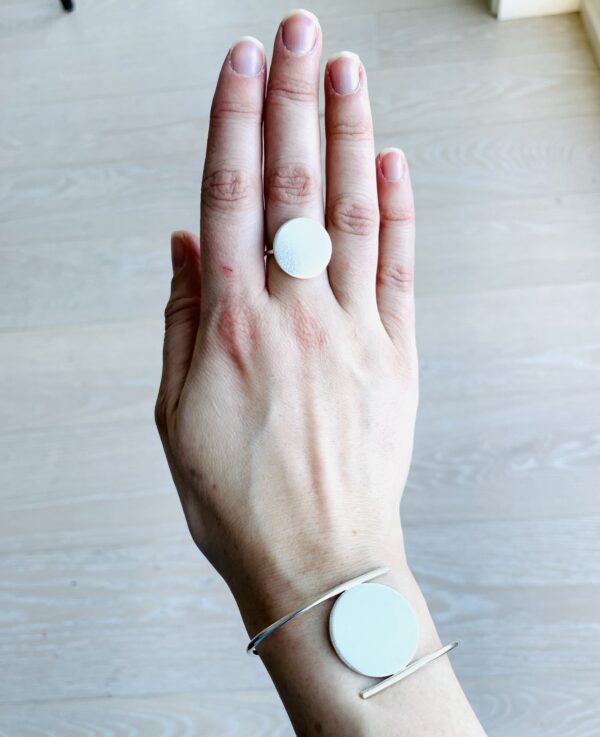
[329,583,419,678]
[272,217,332,279]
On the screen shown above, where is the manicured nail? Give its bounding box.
[328,51,360,95]
[380,149,406,181]
[171,232,186,272]
[229,36,265,76]
[281,9,318,54]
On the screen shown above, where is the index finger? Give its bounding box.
[200,36,267,309]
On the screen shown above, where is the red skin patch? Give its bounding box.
[290,303,328,353]
[214,299,259,375]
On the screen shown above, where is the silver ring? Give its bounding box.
[269,217,332,279]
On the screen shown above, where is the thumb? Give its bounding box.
[155,230,201,434]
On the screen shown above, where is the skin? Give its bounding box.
[155,10,487,737]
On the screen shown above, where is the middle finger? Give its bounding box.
[264,10,328,298]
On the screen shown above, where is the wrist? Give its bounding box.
[239,552,446,737]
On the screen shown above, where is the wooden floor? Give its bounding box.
[1,0,600,735]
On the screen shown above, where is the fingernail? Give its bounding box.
[281,9,318,54]
[171,232,186,272]
[380,149,406,182]
[229,36,265,76]
[328,51,360,95]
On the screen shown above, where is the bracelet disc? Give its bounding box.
[329,582,419,677]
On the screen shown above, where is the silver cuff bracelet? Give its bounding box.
[246,565,459,698]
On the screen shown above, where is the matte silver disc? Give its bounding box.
[272,217,332,279]
[329,583,419,678]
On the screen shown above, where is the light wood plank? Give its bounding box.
[0,13,378,107]
[0,0,453,54]
[1,283,598,431]
[377,4,588,68]
[2,46,599,172]
[1,519,598,702]
[1,680,599,737]
[0,388,598,554]
[2,116,599,228]
[0,691,294,737]
[2,193,599,331]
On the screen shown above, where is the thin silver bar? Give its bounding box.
[246,566,389,655]
[360,640,459,699]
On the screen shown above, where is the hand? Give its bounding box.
[155,11,417,629]
[155,12,487,737]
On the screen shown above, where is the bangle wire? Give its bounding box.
[359,640,459,699]
[246,566,389,654]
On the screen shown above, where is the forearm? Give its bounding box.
[237,554,486,737]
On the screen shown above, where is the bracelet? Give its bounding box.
[246,565,459,698]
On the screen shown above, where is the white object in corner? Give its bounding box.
[491,0,581,19]
[582,0,600,65]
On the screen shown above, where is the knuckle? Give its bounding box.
[285,299,328,353]
[210,98,261,124]
[268,76,316,105]
[328,195,379,238]
[201,168,255,211]
[164,295,200,330]
[378,306,418,381]
[267,164,319,205]
[380,202,415,226]
[327,117,372,143]
[377,262,414,294]
[210,297,259,373]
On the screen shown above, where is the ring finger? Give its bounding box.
[325,51,379,316]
